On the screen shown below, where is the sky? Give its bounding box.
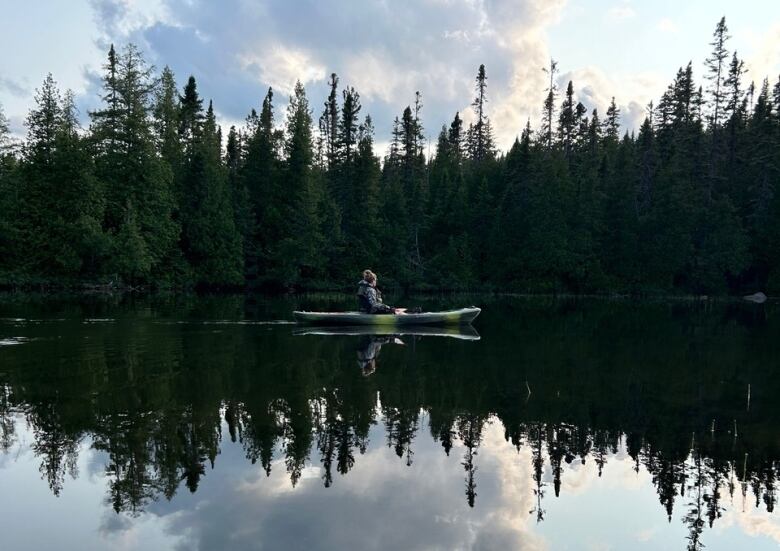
[1,0,779,153]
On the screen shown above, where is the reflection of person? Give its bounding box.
[356,269,404,314]
[357,336,389,376]
[357,336,403,376]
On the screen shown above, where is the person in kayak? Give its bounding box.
[357,269,404,314]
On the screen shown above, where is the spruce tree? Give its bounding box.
[468,65,494,162]
[225,125,251,251]
[0,102,17,274]
[18,77,106,279]
[0,102,10,153]
[558,81,576,158]
[448,112,464,164]
[603,98,621,143]
[278,81,325,285]
[179,87,243,286]
[241,88,279,284]
[542,58,559,149]
[341,115,381,272]
[91,44,179,285]
[705,17,730,129]
[153,66,182,192]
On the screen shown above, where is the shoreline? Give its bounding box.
[0,285,772,303]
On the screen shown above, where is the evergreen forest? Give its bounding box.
[0,17,778,294]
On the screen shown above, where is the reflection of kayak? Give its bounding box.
[292,307,481,326]
[293,324,481,340]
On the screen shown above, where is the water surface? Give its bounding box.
[0,295,778,550]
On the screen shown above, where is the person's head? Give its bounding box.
[363,269,377,286]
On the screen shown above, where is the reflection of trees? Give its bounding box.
[529,423,545,522]
[457,415,485,508]
[27,405,81,497]
[0,296,779,546]
[0,385,15,453]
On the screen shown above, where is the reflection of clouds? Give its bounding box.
[3,413,780,550]
[635,527,657,542]
[737,513,780,543]
[716,489,780,545]
[153,419,551,551]
[475,425,548,551]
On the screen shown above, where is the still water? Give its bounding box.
[0,294,778,550]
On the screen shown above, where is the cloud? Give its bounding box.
[0,76,29,98]
[240,45,327,96]
[557,67,663,136]
[137,420,550,551]
[479,0,569,147]
[744,22,780,85]
[657,18,679,34]
[76,0,571,152]
[607,3,636,22]
[6,0,776,155]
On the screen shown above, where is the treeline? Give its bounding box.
[0,17,779,293]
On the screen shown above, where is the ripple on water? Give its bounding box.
[153,320,296,325]
[0,337,30,346]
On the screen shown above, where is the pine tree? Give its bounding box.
[468,65,494,162]
[17,77,106,279]
[705,17,731,129]
[602,134,639,286]
[225,125,251,249]
[91,44,179,285]
[341,115,381,271]
[0,102,17,273]
[241,87,279,284]
[179,76,204,154]
[0,102,10,153]
[319,73,340,170]
[542,58,559,149]
[179,87,243,286]
[277,81,325,285]
[448,112,464,165]
[338,87,361,165]
[152,66,182,191]
[603,98,621,143]
[558,81,576,157]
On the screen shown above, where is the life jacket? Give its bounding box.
[356,280,372,313]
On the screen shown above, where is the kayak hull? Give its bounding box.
[293,307,480,326]
[293,324,481,340]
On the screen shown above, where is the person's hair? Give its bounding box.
[363,269,376,283]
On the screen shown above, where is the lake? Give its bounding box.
[0,294,778,550]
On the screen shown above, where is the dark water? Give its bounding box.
[0,294,778,551]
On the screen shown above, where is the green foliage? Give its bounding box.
[1,22,777,294]
[91,45,180,286]
[179,94,243,287]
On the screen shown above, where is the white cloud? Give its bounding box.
[657,18,679,34]
[4,0,778,155]
[240,45,326,96]
[482,0,569,148]
[744,22,780,86]
[607,3,636,22]
[557,66,664,135]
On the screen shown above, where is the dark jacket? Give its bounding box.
[357,280,394,314]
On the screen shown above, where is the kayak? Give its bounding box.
[292,307,481,326]
[293,324,481,340]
